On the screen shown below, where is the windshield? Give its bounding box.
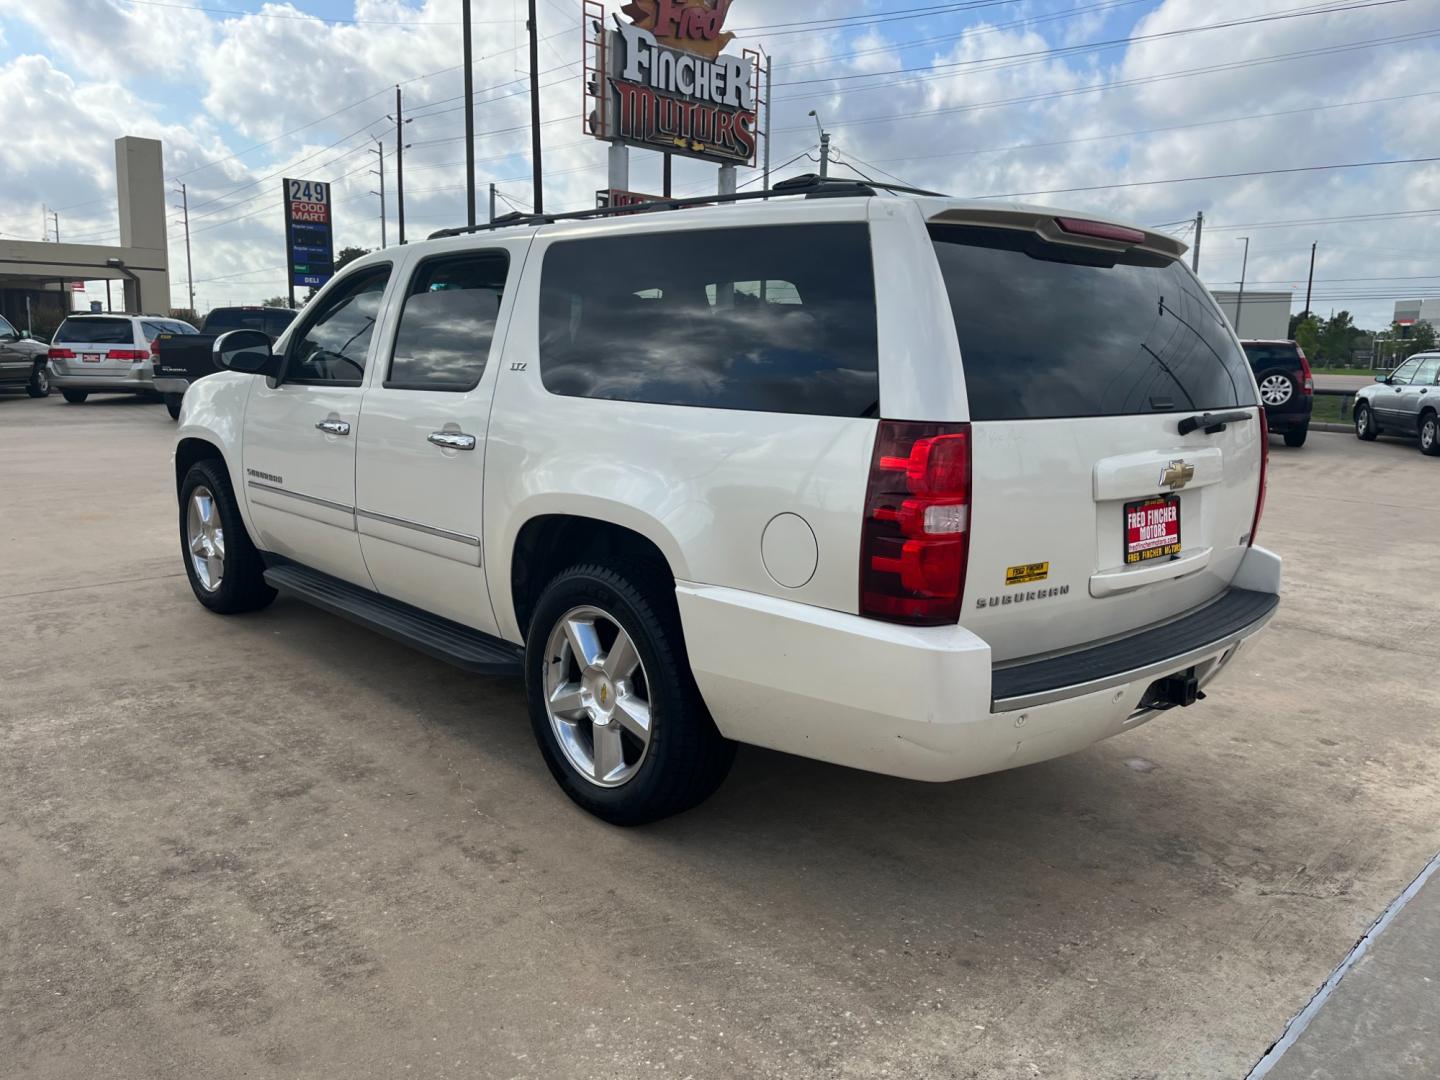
[930,224,1256,421]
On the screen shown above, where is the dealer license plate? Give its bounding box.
[1124,495,1182,565]
[82,352,103,363]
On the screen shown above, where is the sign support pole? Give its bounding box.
[608,143,629,196]
[395,86,406,244]
[462,0,476,228]
[528,0,544,214]
[718,163,736,196]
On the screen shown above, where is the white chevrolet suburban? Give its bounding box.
[173,175,1281,824]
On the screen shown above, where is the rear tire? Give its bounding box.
[26,363,49,398]
[1421,411,1440,457]
[179,459,276,614]
[165,393,183,420]
[1282,425,1308,448]
[62,390,88,404]
[524,562,735,825]
[1355,402,1378,441]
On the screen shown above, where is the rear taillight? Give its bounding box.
[1250,410,1268,546]
[109,349,148,361]
[860,421,971,625]
[1296,346,1314,394]
[1055,217,1146,244]
[149,338,161,358]
[48,347,75,359]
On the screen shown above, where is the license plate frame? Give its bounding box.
[82,352,104,363]
[1124,494,1182,565]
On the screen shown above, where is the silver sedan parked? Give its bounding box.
[1353,352,1440,456]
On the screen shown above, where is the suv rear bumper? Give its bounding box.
[675,546,1281,782]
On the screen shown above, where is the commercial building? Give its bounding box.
[1392,299,1440,333]
[0,136,170,337]
[1211,290,1292,340]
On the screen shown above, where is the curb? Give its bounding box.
[1311,423,1353,433]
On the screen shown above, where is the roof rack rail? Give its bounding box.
[428,173,947,240]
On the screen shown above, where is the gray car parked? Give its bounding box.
[1354,352,1440,456]
[0,314,50,397]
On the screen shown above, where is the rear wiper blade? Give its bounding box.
[1178,410,1253,436]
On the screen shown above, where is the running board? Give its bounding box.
[263,562,524,676]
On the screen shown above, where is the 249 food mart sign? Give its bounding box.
[585,0,761,166]
[282,177,335,289]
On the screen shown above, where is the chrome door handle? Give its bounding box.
[315,419,351,436]
[428,431,476,451]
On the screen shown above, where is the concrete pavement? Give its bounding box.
[2,393,1438,1079]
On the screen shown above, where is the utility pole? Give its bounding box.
[489,183,496,223]
[1235,236,1251,335]
[663,154,672,198]
[51,210,60,243]
[394,87,406,243]
[42,205,48,241]
[175,182,195,311]
[1303,241,1316,317]
[527,0,544,214]
[370,140,387,248]
[462,0,476,228]
[808,110,829,178]
[1191,210,1203,273]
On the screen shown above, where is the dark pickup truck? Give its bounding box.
[153,306,297,418]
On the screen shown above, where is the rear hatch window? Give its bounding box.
[204,309,267,333]
[54,317,134,345]
[1241,343,1300,369]
[929,224,1255,420]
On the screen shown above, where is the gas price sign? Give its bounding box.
[283,177,335,289]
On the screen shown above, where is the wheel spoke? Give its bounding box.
[196,494,213,526]
[211,527,225,559]
[563,617,603,668]
[189,533,206,556]
[612,693,651,742]
[206,555,223,585]
[592,723,624,781]
[602,631,640,680]
[549,683,587,720]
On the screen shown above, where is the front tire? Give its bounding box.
[1355,402,1378,441]
[62,389,88,404]
[524,562,734,825]
[1421,411,1440,457]
[1283,425,1308,448]
[179,459,276,614]
[27,364,49,398]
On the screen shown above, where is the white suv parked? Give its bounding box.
[172,176,1281,824]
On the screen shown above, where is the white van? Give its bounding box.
[172,175,1281,824]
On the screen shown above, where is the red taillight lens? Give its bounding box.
[1250,410,1268,547]
[1296,346,1314,394]
[149,338,161,358]
[48,347,75,359]
[1055,217,1146,244]
[861,421,971,625]
[109,349,148,361]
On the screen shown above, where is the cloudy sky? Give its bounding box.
[1,0,1437,326]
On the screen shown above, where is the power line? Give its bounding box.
[972,155,1440,200]
[774,27,1440,134]
[115,0,496,26]
[773,0,1409,90]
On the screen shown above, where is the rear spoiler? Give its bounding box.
[926,206,1188,262]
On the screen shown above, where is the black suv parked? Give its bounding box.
[1242,340,1313,447]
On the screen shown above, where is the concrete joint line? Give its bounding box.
[1245,848,1440,1078]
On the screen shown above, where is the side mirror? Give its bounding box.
[1375,373,1391,384]
[214,329,282,379]
[19,330,31,340]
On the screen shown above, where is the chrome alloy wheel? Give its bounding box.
[543,605,652,788]
[186,485,226,593]
[1259,374,1294,407]
[32,367,48,393]
[1356,405,1371,437]
[1423,415,1438,452]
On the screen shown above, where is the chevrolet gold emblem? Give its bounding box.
[599,684,609,707]
[1160,460,1196,490]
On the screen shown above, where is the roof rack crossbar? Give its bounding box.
[427,173,947,240]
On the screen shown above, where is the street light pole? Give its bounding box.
[1235,236,1250,334]
[808,110,829,178]
[394,87,406,243]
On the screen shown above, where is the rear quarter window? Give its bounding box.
[54,317,135,345]
[930,224,1257,421]
[538,223,879,417]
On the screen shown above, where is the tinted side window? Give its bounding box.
[538,224,879,417]
[388,251,508,391]
[0,315,16,338]
[1414,357,1440,385]
[287,266,390,385]
[931,225,1256,420]
[264,309,296,339]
